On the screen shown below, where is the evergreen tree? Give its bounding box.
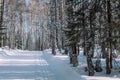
[0,0,5,47]
[65,0,79,67]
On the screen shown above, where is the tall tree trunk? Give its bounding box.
[89,9,95,58]
[50,0,56,55]
[82,1,87,56]
[86,9,95,76]
[106,0,112,74]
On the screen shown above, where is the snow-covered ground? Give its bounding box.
[55,49,120,80]
[0,48,120,80]
[0,48,82,80]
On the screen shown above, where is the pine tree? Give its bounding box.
[0,0,5,47]
[65,0,79,67]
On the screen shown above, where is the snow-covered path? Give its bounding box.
[0,49,84,80]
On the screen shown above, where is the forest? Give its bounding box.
[0,0,120,76]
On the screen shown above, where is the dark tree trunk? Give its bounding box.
[72,44,78,67]
[106,0,112,74]
[86,41,95,76]
[87,56,94,76]
[86,9,95,76]
[101,42,107,58]
[50,0,57,55]
[77,45,79,55]
[89,9,95,58]
[82,1,87,56]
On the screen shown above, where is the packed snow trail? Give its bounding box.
[0,49,84,80]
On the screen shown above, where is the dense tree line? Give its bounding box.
[0,0,65,51]
[1,0,51,50]
[49,0,66,54]
[63,0,120,76]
